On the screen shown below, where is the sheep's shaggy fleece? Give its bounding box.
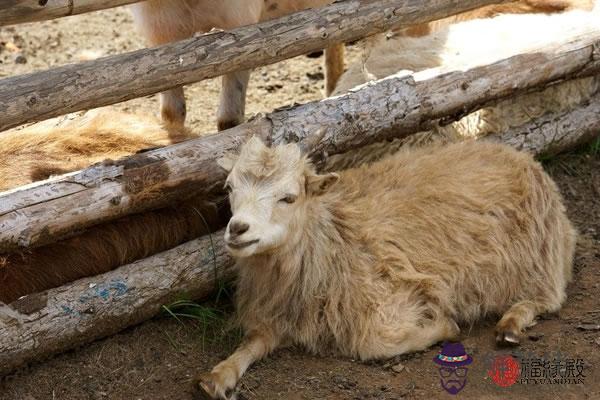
[233,140,576,358]
[329,5,600,170]
[0,108,196,192]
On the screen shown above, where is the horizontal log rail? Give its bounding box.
[0,229,234,376]
[492,91,600,156]
[0,0,142,26]
[0,0,510,132]
[0,24,598,252]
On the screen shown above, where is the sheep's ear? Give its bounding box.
[217,153,237,172]
[306,172,339,196]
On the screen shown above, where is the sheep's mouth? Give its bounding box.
[227,239,259,249]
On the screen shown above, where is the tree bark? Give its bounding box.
[491,92,600,156]
[0,0,142,26]
[0,229,234,376]
[0,0,511,132]
[0,28,599,252]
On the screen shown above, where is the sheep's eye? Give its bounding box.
[224,183,233,193]
[279,194,297,204]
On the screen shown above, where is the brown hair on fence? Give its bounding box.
[0,199,226,303]
[0,109,227,304]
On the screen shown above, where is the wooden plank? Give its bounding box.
[0,0,509,132]
[492,90,600,156]
[0,0,142,26]
[0,26,598,252]
[0,229,234,376]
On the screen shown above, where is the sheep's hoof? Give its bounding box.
[194,373,237,400]
[495,330,521,346]
[217,118,243,132]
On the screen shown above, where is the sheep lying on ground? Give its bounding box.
[0,110,223,303]
[197,136,576,399]
[329,4,599,170]
[130,0,344,129]
[0,109,195,192]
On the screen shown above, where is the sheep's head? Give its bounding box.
[218,136,339,258]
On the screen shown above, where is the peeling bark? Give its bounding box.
[491,93,600,156]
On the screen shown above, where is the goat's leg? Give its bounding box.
[197,331,279,399]
[324,43,344,96]
[360,316,460,360]
[496,299,560,345]
[217,69,251,131]
[160,86,186,126]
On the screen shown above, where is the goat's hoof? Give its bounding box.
[195,372,237,400]
[495,330,521,346]
[217,119,242,132]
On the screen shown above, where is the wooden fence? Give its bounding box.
[0,23,598,252]
[0,0,509,133]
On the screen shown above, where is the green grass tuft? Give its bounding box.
[161,297,241,351]
[586,136,600,156]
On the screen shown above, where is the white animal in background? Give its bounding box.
[328,6,599,169]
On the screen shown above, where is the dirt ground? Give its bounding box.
[1,6,600,400]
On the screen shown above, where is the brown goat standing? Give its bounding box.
[197,137,576,399]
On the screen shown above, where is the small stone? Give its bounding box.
[577,323,600,331]
[391,363,405,373]
[14,54,26,64]
[594,337,600,347]
[306,71,324,81]
[331,375,356,390]
[528,332,544,341]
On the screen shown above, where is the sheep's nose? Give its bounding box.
[228,220,249,237]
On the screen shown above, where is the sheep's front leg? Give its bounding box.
[217,70,251,131]
[160,86,186,126]
[197,331,279,399]
[324,43,344,96]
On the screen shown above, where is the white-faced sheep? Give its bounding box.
[328,4,599,169]
[196,136,576,399]
[129,0,344,129]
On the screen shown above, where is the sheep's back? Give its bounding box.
[334,140,575,322]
